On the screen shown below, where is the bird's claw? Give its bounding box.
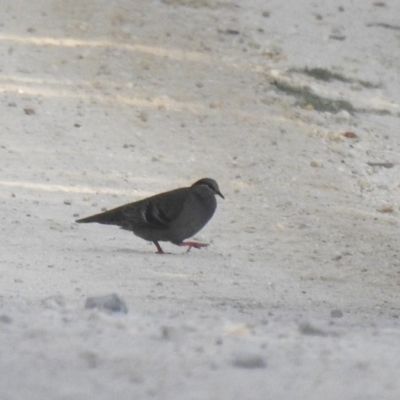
[180,241,209,252]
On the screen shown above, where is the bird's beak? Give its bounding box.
[217,191,225,199]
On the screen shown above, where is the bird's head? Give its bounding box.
[192,178,224,199]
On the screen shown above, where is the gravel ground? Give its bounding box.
[1,1,400,399]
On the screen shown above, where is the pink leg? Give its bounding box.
[180,241,209,252]
[153,241,165,254]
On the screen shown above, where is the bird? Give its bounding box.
[75,178,224,254]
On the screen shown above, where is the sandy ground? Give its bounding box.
[1,0,400,399]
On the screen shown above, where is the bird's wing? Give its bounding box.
[121,188,189,229]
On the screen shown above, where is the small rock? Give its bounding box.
[161,326,186,341]
[137,111,148,122]
[329,33,346,41]
[219,29,240,35]
[310,160,323,168]
[231,352,267,369]
[367,162,394,169]
[24,108,36,115]
[41,295,66,310]
[358,180,372,192]
[209,102,221,109]
[0,315,12,324]
[298,321,327,336]
[80,351,100,369]
[223,322,252,337]
[64,199,72,205]
[331,309,343,318]
[85,293,128,314]
[342,131,358,139]
[377,204,394,213]
[336,110,351,121]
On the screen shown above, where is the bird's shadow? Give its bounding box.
[79,245,208,256]
[115,247,195,256]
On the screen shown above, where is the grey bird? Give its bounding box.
[76,178,224,254]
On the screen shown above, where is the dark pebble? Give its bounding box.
[331,309,344,318]
[231,352,267,369]
[298,321,327,336]
[85,293,128,314]
[24,108,36,115]
[0,315,12,324]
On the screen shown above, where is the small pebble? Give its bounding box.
[310,160,323,168]
[0,315,12,324]
[41,295,66,310]
[377,204,394,213]
[138,111,148,122]
[331,309,344,318]
[367,162,394,169]
[85,293,128,314]
[161,326,186,341]
[24,108,36,115]
[298,321,327,336]
[231,352,267,369]
[342,131,357,139]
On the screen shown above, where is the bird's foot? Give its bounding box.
[180,241,209,252]
[153,241,165,254]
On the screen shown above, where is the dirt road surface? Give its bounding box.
[1,1,400,399]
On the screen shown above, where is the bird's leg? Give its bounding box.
[180,241,209,252]
[153,241,165,254]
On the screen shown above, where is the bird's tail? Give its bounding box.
[76,206,126,227]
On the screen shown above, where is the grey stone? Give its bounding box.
[231,352,267,369]
[85,294,128,314]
